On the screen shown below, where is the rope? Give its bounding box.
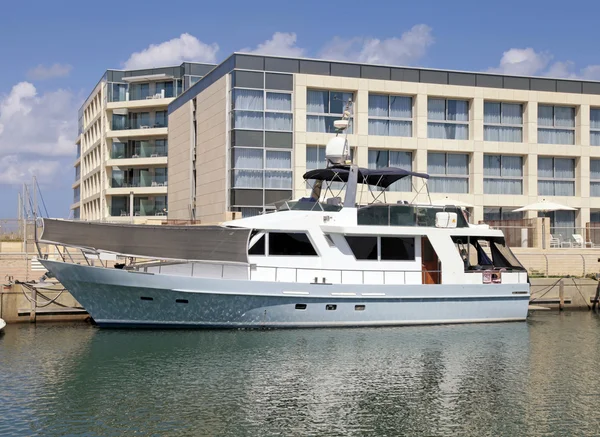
[570,277,592,310]
[529,277,563,302]
[18,282,84,309]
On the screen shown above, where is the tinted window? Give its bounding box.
[380,237,415,260]
[345,236,378,260]
[248,234,265,255]
[269,233,317,256]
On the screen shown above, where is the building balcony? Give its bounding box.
[106,127,168,138]
[106,156,167,167]
[106,97,174,111]
[106,185,168,196]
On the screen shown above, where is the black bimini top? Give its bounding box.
[303,165,429,189]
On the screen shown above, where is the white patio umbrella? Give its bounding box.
[513,200,576,248]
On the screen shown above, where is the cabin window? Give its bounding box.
[345,236,378,260]
[380,237,415,260]
[269,232,317,256]
[248,234,266,255]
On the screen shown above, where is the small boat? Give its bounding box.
[36,100,530,329]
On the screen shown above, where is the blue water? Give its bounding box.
[1,312,600,436]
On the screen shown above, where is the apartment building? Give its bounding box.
[165,53,600,237]
[72,62,215,221]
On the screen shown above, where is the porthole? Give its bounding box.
[295,304,307,310]
[326,304,337,311]
[355,305,365,311]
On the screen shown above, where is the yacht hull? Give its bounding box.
[41,260,530,329]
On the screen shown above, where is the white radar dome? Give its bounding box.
[325,137,348,164]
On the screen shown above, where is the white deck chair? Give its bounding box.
[573,234,594,248]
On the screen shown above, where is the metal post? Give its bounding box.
[129,191,134,219]
[559,279,565,311]
[29,285,36,323]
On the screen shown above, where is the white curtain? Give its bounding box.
[265,171,292,189]
[484,155,501,177]
[389,151,412,192]
[368,119,388,136]
[240,207,262,218]
[555,158,575,178]
[234,111,264,130]
[330,92,353,114]
[484,126,522,142]
[591,131,600,146]
[447,154,468,175]
[447,100,469,121]
[233,170,263,188]
[427,153,446,175]
[548,210,575,242]
[266,151,291,169]
[502,103,523,124]
[427,122,468,140]
[368,94,388,117]
[538,105,554,126]
[591,183,600,197]
[429,177,468,193]
[307,90,328,113]
[368,120,411,137]
[591,159,600,180]
[428,98,445,120]
[368,150,389,169]
[234,89,263,110]
[389,120,412,137]
[555,106,575,127]
[502,156,523,177]
[484,102,501,124]
[233,148,263,169]
[306,146,326,170]
[537,157,554,178]
[390,96,412,118]
[266,93,292,111]
[538,180,574,196]
[307,115,347,133]
[591,108,600,129]
[484,179,522,195]
[538,128,575,145]
[265,113,292,131]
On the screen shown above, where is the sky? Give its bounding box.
[1,0,599,218]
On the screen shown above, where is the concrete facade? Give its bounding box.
[166,53,600,236]
[73,62,215,221]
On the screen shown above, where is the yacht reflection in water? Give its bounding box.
[37,322,531,436]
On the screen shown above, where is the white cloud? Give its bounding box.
[0,155,61,185]
[489,47,600,80]
[318,24,434,66]
[0,82,78,185]
[488,48,553,76]
[243,32,306,57]
[27,63,72,80]
[123,33,219,69]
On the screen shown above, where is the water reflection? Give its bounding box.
[1,314,600,436]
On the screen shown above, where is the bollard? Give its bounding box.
[559,279,565,311]
[29,285,36,323]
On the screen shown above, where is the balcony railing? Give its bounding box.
[111,148,167,159]
[110,177,168,188]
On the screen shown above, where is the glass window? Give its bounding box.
[538,105,575,145]
[269,233,317,256]
[307,90,354,133]
[427,98,469,140]
[483,207,524,222]
[427,153,469,193]
[155,111,167,128]
[591,159,600,197]
[483,155,523,195]
[380,237,415,260]
[368,94,412,137]
[484,102,523,142]
[368,150,412,192]
[591,108,600,146]
[345,236,378,260]
[537,157,575,196]
[155,81,174,98]
[248,234,265,255]
[232,89,292,132]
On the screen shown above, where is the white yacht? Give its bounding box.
[38,104,530,328]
